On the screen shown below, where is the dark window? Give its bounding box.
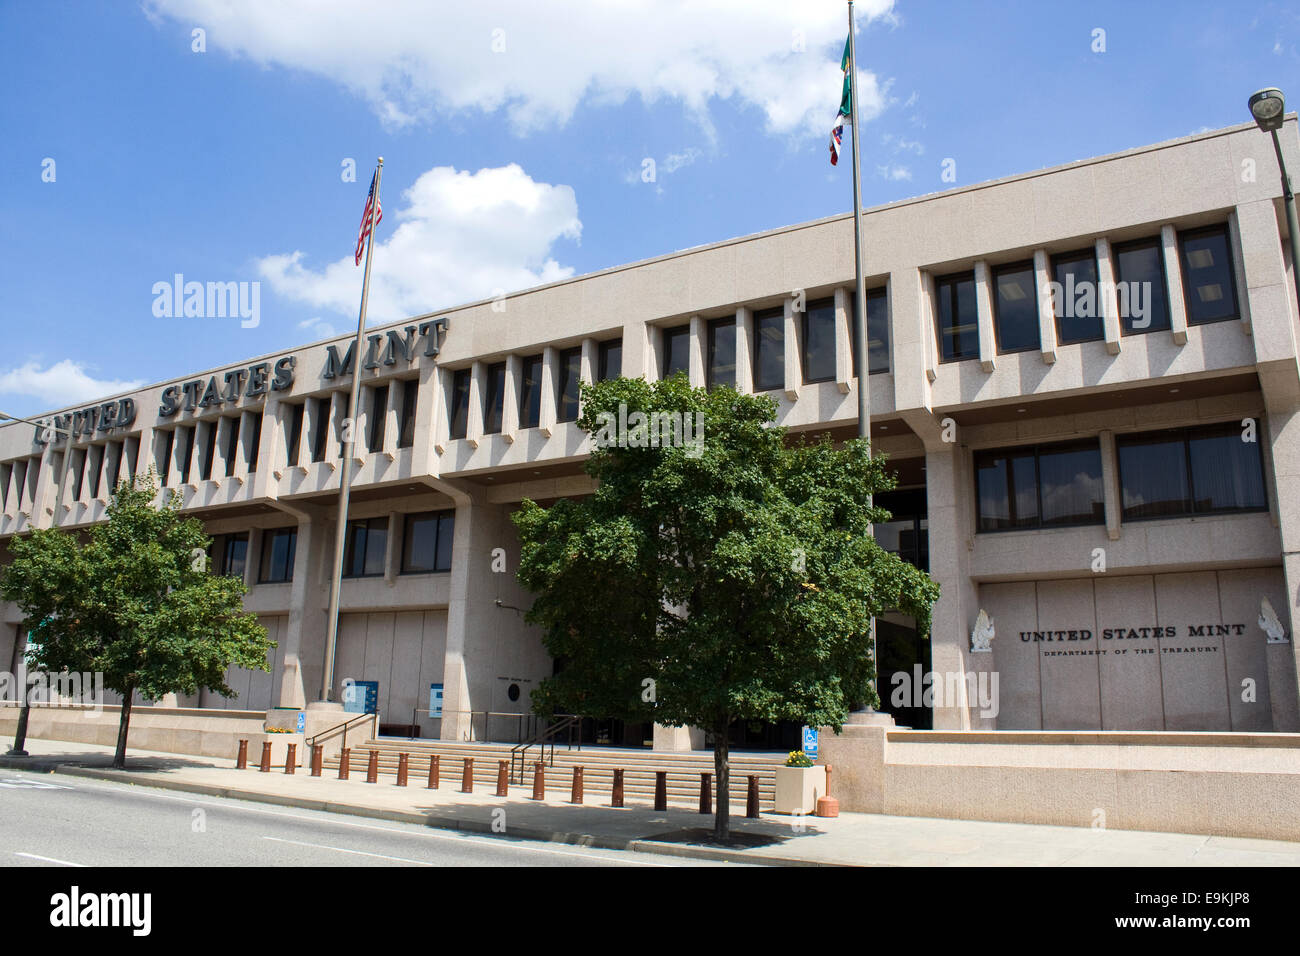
[258,527,297,583]
[157,430,174,484]
[247,413,261,472]
[1178,224,1239,325]
[177,426,194,483]
[519,354,543,428]
[199,423,217,481]
[311,398,330,463]
[398,379,418,449]
[1051,249,1104,344]
[285,403,304,466]
[849,287,890,374]
[975,440,1103,532]
[992,261,1040,353]
[802,298,836,384]
[343,516,388,577]
[557,347,582,422]
[211,533,249,578]
[401,510,456,573]
[752,307,784,392]
[1113,237,1170,334]
[597,339,622,381]
[706,317,736,390]
[1118,421,1266,521]
[661,326,690,379]
[482,362,506,434]
[935,272,979,361]
[106,443,121,491]
[367,384,388,453]
[875,488,929,572]
[448,369,471,440]
[223,418,240,477]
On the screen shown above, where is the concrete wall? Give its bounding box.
[0,705,265,761]
[820,725,1300,841]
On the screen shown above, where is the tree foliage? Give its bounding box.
[512,375,939,839]
[1,472,273,766]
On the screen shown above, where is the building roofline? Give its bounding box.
[4,115,1293,427]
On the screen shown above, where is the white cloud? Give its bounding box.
[876,164,912,181]
[258,164,581,321]
[298,317,340,340]
[0,360,146,407]
[145,0,896,139]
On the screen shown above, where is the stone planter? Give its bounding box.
[774,765,827,814]
[259,732,305,768]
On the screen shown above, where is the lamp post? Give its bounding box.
[1,410,73,756]
[1248,88,1300,312]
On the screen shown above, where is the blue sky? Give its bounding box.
[1,0,1297,417]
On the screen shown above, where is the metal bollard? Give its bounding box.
[461,757,474,793]
[611,768,625,808]
[236,739,248,770]
[815,763,839,817]
[366,750,379,783]
[654,771,667,811]
[570,766,584,804]
[496,760,509,797]
[310,744,322,777]
[258,740,272,773]
[396,752,409,787]
[339,747,350,780]
[746,774,760,818]
[427,754,439,789]
[531,761,545,799]
[699,773,712,814]
[285,743,297,774]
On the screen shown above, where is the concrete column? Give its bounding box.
[30,441,56,526]
[1264,405,1300,729]
[245,528,261,591]
[187,420,206,485]
[1096,237,1123,354]
[231,414,251,483]
[1034,249,1057,364]
[919,270,938,385]
[1100,429,1121,541]
[735,306,753,395]
[646,325,664,381]
[273,506,330,710]
[466,361,485,448]
[580,338,597,385]
[621,320,651,380]
[325,393,345,466]
[688,315,705,388]
[1228,209,1254,334]
[834,286,853,393]
[502,354,520,443]
[539,346,558,437]
[416,363,443,467]
[383,379,401,459]
[973,260,996,372]
[1162,223,1189,345]
[783,296,800,401]
[384,511,399,585]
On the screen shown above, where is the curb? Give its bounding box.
[26,763,841,867]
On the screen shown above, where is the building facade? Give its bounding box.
[3,119,1299,742]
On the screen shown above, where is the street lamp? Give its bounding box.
[1,410,73,757]
[1248,87,1300,312]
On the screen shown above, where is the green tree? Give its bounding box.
[513,375,939,841]
[0,472,273,768]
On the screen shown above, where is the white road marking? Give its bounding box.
[0,777,72,790]
[263,836,435,865]
[14,852,85,867]
[43,774,678,865]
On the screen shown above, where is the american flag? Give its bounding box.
[355,170,383,265]
[829,115,845,166]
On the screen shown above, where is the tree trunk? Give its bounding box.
[113,689,133,769]
[713,727,730,843]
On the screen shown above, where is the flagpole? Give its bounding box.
[846,1,881,711]
[320,156,383,703]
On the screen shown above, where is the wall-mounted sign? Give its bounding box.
[429,683,443,718]
[33,398,137,446]
[321,318,448,381]
[158,357,295,418]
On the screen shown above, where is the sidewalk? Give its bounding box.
[3,738,1299,867]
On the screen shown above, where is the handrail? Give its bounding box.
[510,715,581,784]
[305,712,374,750]
[406,708,546,743]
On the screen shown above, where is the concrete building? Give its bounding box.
[2,117,1299,745]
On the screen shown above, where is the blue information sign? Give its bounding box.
[801,726,819,760]
[429,683,444,718]
[343,680,379,715]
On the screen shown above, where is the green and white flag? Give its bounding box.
[829,35,851,166]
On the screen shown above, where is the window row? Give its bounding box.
[937,223,1240,362]
[205,510,455,584]
[974,419,1266,532]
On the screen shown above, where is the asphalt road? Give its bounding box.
[0,769,732,867]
